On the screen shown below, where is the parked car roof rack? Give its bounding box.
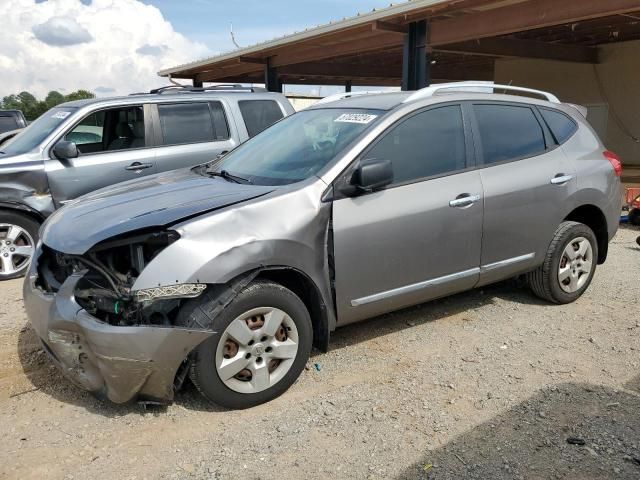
[130,85,267,95]
[314,90,388,105]
[403,82,561,104]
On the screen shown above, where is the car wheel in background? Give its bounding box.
[527,221,598,304]
[0,212,39,280]
[177,280,313,409]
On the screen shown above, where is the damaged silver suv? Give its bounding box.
[24,83,622,409]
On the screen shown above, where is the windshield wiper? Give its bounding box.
[208,169,252,184]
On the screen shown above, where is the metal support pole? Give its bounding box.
[401,20,431,91]
[264,59,283,92]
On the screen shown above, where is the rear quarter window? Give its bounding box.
[539,108,578,144]
[238,100,284,137]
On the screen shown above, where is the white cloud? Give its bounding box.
[0,0,210,98]
[33,15,93,46]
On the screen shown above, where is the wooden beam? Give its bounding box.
[278,62,401,78]
[238,56,268,64]
[438,37,599,63]
[269,33,402,68]
[213,64,493,85]
[429,0,640,46]
[372,20,408,34]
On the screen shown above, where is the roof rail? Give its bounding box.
[403,82,561,104]
[131,85,267,95]
[314,90,387,105]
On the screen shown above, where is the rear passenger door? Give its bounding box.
[471,102,578,286]
[152,101,237,172]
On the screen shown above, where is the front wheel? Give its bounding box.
[179,280,312,409]
[527,221,598,304]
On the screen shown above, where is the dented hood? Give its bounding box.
[41,168,274,254]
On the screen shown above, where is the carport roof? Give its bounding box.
[158,0,640,86]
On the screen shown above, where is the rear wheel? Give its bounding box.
[527,221,598,304]
[178,280,312,409]
[629,208,640,226]
[0,212,39,280]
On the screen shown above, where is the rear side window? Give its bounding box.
[238,100,284,137]
[540,108,577,144]
[364,105,467,185]
[474,104,546,164]
[158,102,214,145]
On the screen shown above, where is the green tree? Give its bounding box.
[65,89,95,102]
[1,89,96,121]
[45,90,65,109]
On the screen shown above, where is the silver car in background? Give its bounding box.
[0,85,294,279]
[24,83,621,409]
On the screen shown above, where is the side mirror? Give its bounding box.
[53,141,79,160]
[349,158,393,193]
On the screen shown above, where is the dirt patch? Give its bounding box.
[1,226,639,480]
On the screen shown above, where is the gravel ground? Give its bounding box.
[0,226,639,480]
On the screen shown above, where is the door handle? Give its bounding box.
[449,194,481,208]
[125,162,153,171]
[550,174,573,185]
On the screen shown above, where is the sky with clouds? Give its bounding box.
[1,0,395,99]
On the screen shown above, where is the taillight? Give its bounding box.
[603,150,622,177]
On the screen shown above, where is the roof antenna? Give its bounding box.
[230,23,241,49]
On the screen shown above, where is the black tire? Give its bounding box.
[629,208,640,226]
[0,211,40,280]
[177,280,312,409]
[527,221,598,304]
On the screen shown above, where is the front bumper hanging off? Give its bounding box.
[23,262,214,404]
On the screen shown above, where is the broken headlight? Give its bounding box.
[135,283,207,303]
[72,229,185,326]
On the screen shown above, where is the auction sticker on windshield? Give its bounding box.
[51,111,71,120]
[334,113,378,124]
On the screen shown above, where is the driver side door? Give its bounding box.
[46,105,158,206]
[332,104,484,325]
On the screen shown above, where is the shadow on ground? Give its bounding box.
[325,278,546,354]
[16,279,548,415]
[399,376,640,480]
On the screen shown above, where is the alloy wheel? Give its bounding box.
[0,224,35,277]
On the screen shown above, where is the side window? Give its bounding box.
[158,103,215,145]
[474,104,546,164]
[539,108,577,144]
[364,105,467,185]
[238,100,284,137]
[0,115,19,133]
[65,106,144,154]
[209,101,230,140]
[66,111,105,147]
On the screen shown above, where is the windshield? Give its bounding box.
[0,107,77,155]
[212,108,383,185]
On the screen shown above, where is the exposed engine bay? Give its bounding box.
[36,229,192,326]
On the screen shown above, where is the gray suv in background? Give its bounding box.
[24,83,621,409]
[0,85,294,279]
